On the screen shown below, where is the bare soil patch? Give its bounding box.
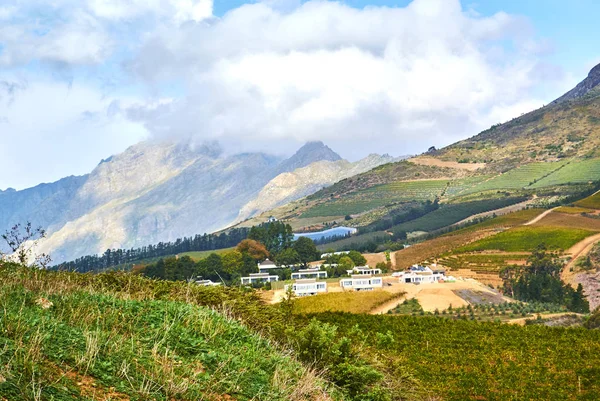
[409,156,486,171]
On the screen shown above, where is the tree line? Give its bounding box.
[55,228,251,272]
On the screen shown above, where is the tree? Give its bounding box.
[222,250,243,278]
[347,250,367,266]
[338,256,355,273]
[276,248,300,267]
[237,239,269,261]
[0,222,51,268]
[293,237,320,267]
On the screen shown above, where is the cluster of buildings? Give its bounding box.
[236,256,449,298]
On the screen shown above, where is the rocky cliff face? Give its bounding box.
[554,62,600,104]
[1,140,392,263]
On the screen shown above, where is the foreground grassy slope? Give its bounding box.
[0,265,336,401]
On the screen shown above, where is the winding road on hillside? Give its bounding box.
[523,207,557,226]
[561,233,600,286]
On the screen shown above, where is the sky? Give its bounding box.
[0,0,599,190]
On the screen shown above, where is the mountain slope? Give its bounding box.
[2,140,392,262]
[245,62,600,230]
[236,153,398,221]
[433,62,600,170]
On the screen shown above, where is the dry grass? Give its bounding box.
[532,212,600,231]
[555,206,596,214]
[293,291,404,314]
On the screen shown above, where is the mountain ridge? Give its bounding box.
[1,140,393,262]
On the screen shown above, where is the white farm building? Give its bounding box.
[291,268,328,280]
[340,275,383,291]
[285,279,328,297]
[396,265,446,284]
[241,273,279,285]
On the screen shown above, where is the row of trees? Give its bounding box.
[501,245,589,313]
[55,228,251,272]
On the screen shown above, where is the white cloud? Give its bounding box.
[88,0,213,22]
[126,0,557,158]
[0,78,148,190]
[0,0,569,187]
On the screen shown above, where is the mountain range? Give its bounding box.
[0,141,396,262]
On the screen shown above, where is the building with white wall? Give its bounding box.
[396,265,446,284]
[241,273,279,285]
[285,279,328,297]
[291,268,328,280]
[346,266,382,276]
[340,275,383,291]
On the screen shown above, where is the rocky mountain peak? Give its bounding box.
[275,141,342,174]
[554,62,600,104]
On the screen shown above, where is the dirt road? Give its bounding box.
[561,232,600,286]
[523,207,556,226]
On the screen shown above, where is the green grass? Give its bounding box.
[179,247,235,261]
[301,199,396,218]
[456,226,595,252]
[302,180,450,218]
[575,191,600,209]
[462,161,568,193]
[531,158,600,188]
[0,287,323,401]
[293,291,403,314]
[309,313,600,401]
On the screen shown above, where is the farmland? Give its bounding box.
[457,226,595,253]
[310,312,600,401]
[575,190,600,209]
[292,291,404,314]
[437,253,530,274]
[531,158,600,187]
[460,161,568,193]
[393,209,545,269]
[390,196,528,233]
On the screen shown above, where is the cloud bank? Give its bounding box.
[0,0,570,189]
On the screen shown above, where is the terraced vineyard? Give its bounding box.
[457,226,595,253]
[444,176,493,197]
[302,180,449,217]
[531,158,600,188]
[361,179,449,200]
[460,161,568,194]
[300,199,394,217]
[437,252,529,274]
[390,196,528,233]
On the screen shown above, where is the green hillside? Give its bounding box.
[0,264,340,401]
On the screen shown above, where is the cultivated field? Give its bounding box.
[292,290,404,314]
[457,226,595,252]
[575,190,600,209]
[461,161,568,193]
[531,158,600,187]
